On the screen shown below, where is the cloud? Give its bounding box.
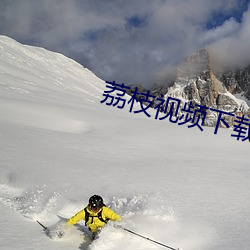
[0,0,249,87]
[209,4,250,69]
[200,18,240,45]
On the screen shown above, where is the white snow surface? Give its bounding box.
[0,36,249,250]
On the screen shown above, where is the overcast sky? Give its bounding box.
[0,0,249,87]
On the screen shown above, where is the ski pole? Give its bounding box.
[37,220,48,231]
[122,227,180,250]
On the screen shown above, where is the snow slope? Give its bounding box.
[0,36,249,250]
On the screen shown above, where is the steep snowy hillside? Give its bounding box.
[0,35,108,133]
[0,36,249,250]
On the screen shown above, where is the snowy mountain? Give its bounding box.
[166,49,250,127]
[131,49,250,129]
[0,36,250,250]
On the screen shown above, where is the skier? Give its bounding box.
[66,194,121,239]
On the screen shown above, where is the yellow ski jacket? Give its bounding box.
[67,206,121,233]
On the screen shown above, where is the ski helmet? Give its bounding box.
[89,195,104,210]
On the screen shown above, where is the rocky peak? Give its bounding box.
[153,49,250,128]
[125,48,250,129]
[169,49,226,106]
[177,48,210,78]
